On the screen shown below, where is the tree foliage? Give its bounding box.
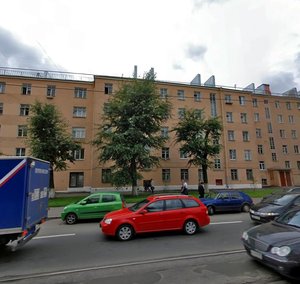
[173,110,222,188]
[27,101,81,188]
[93,70,171,195]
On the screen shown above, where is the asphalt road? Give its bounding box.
[0,213,295,284]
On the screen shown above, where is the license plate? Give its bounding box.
[250,250,262,260]
[251,215,260,220]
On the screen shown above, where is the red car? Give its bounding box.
[100,194,210,241]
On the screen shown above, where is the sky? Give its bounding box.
[0,0,300,95]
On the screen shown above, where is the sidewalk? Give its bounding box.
[47,198,262,219]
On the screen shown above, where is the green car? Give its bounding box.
[61,192,126,225]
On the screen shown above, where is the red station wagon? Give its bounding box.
[100,194,210,241]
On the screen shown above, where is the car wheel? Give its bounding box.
[184,219,198,235]
[207,206,215,215]
[116,224,134,241]
[65,213,77,225]
[242,204,250,213]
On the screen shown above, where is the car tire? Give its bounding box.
[65,213,78,225]
[184,219,198,235]
[116,224,134,241]
[207,206,215,215]
[242,204,250,213]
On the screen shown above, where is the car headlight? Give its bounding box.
[104,218,112,225]
[242,231,249,241]
[271,246,291,257]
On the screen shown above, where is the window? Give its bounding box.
[239,96,245,105]
[47,85,56,98]
[16,148,25,156]
[198,168,203,182]
[252,98,258,107]
[241,113,247,123]
[262,178,267,186]
[264,99,269,104]
[246,169,253,180]
[85,196,99,204]
[73,148,85,160]
[74,87,87,98]
[226,112,233,122]
[177,90,185,100]
[280,129,286,139]
[102,195,116,202]
[267,122,273,134]
[277,115,283,123]
[160,88,168,99]
[194,91,201,101]
[288,115,294,124]
[0,82,5,93]
[165,199,183,210]
[244,150,252,161]
[0,102,3,115]
[73,107,87,117]
[282,145,288,154]
[242,131,249,142]
[265,107,270,119]
[271,153,277,161]
[178,108,185,119]
[161,127,169,138]
[146,200,164,212]
[254,113,260,122]
[292,130,297,139]
[102,169,112,183]
[17,125,27,137]
[275,101,280,109]
[104,83,113,95]
[231,169,238,180]
[228,130,235,141]
[210,93,217,117]
[72,127,86,139]
[286,102,291,110]
[214,159,221,169]
[256,128,262,138]
[298,102,300,110]
[285,161,291,169]
[225,95,232,104]
[194,109,202,119]
[180,149,188,159]
[69,172,84,187]
[162,169,171,182]
[162,147,169,160]
[21,83,31,95]
[180,169,189,180]
[259,161,265,170]
[229,149,236,160]
[181,199,199,208]
[297,161,300,170]
[269,137,275,149]
[258,145,263,154]
[294,145,299,154]
[20,104,30,116]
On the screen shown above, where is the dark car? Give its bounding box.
[200,190,253,215]
[249,193,300,223]
[288,187,300,193]
[242,207,300,280]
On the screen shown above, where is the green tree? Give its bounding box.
[93,70,171,195]
[27,101,81,189]
[173,110,222,192]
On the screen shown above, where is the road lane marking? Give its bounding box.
[33,233,76,240]
[0,249,245,282]
[210,221,243,225]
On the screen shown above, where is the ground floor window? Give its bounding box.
[102,169,112,183]
[69,172,84,187]
[162,169,170,182]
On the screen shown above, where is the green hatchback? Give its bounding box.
[61,192,126,224]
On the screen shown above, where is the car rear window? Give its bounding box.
[181,199,199,208]
[230,192,242,199]
[102,195,116,202]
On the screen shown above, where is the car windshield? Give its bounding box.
[129,199,150,212]
[276,210,300,228]
[269,194,296,206]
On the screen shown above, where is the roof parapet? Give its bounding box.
[190,74,201,86]
[204,75,215,87]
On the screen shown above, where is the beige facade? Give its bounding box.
[1,67,300,192]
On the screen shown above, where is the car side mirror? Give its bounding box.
[139,209,148,214]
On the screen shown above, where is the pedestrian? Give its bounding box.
[180,179,188,195]
[150,178,155,194]
[198,181,205,198]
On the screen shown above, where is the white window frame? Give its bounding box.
[73,107,87,118]
[72,127,86,139]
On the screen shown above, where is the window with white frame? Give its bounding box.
[282,145,288,154]
[214,159,221,169]
[20,104,30,116]
[246,169,253,180]
[254,113,260,122]
[180,169,189,180]
[277,115,283,123]
[72,127,86,139]
[160,88,168,99]
[279,129,286,138]
[73,148,85,160]
[267,122,273,133]
[21,83,31,95]
[102,169,112,183]
[275,101,280,109]
[16,148,25,156]
[265,107,270,119]
[252,98,258,107]
[256,128,262,138]
[17,125,27,137]
[288,115,294,123]
[259,161,265,170]
[104,83,113,95]
[292,130,297,139]
[74,87,87,98]
[0,82,5,93]
[241,113,247,123]
[161,127,169,138]
[258,145,263,154]
[294,145,299,154]
[194,91,201,101]
[162,169,171,182]
[162,147,170,159]
[180,149,188,159]
[177,90,185,100]
[286,102,291,110]
[47,85,56,97]
[244,150,252,161]
[229,149,236,160]
[178,108,185,119]
[226,112,233,122]
[225,95,232,104]
[73,107,87,117]
[285,161,291,169]
[269,137,275,149]
[228,130,235,141]
[272,153,277,161]
[242,131,249,142]
[239,96,245,105]
[231,169,238,180]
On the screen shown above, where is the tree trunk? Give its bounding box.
[202,164,209,193]
[130,161,138,196]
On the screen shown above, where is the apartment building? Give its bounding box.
[1,67,300,191]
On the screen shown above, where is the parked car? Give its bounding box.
[100,194,210,241]
[242,206,300,280]
[249,193,300,223]
[61,192,126,225]
[200,190,253,215]
[288,187,300,193]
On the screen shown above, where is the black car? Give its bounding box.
[242,207,300,280]
[249,193,300,223]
